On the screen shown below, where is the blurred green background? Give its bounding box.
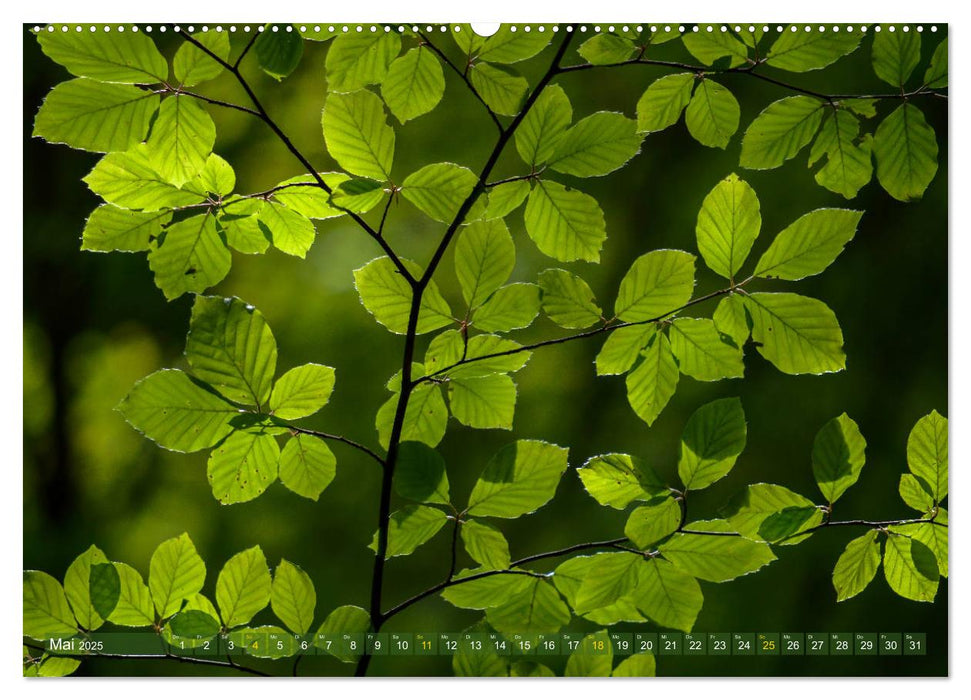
[23,24,947,676]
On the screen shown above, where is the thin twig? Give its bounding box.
[158,86,262,117]
[287,426,385,467]
[23,642,271,677]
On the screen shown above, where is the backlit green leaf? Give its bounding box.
[596,325,656,376]
[255,25,304,80]
[485,578,570,635]
[472,283,542,332]
[873,103,938,202]
[538,268,602,328]
[370,504,448,557]
[469,63,528,116]
[899,474,934,512]
[168,609,220,639]
[207,430,280,504]
[712,294,750,347]
[376,382,448,449]
[449,374,518,430]
[270,364,336,419]
[381,46,445,123]
[322,90,395,181]
[832,530,881,601]
[683,30,748,67]
[315,605,370,662]
[872,28,921,87]
[883,535,938,602]
[755,208,862,280]
[765,27,861,72]
[174,31,230,86]
[461,520,511,570]
[613,653,657,677]
[669,318,745,381]
[468,440,568,518]
[454,219,515,308]
[924,38,948,88]
[577,453,668,509]
[217,546,272,628]
[81,205,170,253]
[424,332,532,379]
[23,571,77,640]
[442,570,532,609]
[890,513,948,577]
[661,521,775,583]
[354,257,452,334]
[107,562,155,627]
[271,560,315,634]
[64,545,108,631]
[685,80,739,149]
[740,96,825,169]
[401,162,478,224]
[84,146,206,211]
[326,32,401,92]
[257,199,317,258]
[744,293,846,375]
[89,563,120,621]
[907,410,947,501]
[636,73,694,134]
[33,79,159,153]
[186,296,278,407]
[565,630,613,677]
[478,26,550,64]
[678,397,746,490]
[578,33,636,65]
[146,96,215,187]
[812,413,867,503]
[193,154,235,197]
[626,333,679,426]
[574,552,643,613]
[553,556,646,626]
[37,28,167,83]
[149,533,206,619]
[549,112,642,178]
[278,434,336,501]
[524,180,606,262]
[117,369,239,453]
[615,250,695,322]
[625,498,682,548]
[632,558,703,632]
[696,173,761,279]
[809,110,874,199]
[722,483,822,545]
[517,84,572,166]
[148,213,231,300]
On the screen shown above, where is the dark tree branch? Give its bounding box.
[234,29,260,70]
[158,86,262,117]
[286,426,385,467]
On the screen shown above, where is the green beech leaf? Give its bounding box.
[485,578,570,635]
[478,26,551,64]
[353,257,452,334]
[685,80,739,149]
[117,369,239,453]
[678,397,747,490]
[37,29,167,83]
[271,560,315,634]
[626,333,679,426]
[636,73,695,134]
[84,146,206,211]
[217,200,269,254]
[401,162,479,223]
[613,653,657,677]
[468,63,528,116]
[453,645,509,677]
[809,110,874,199]
[574,552,643,613]
[537,268,602,328]
[548,112,642,178]
[454,219,516,308]
[872,28,921,87]
[381,46,445,123]
[596,325,656,376]
[255,25,304,80]
[424,332,531,379]
[33,79,159,153]
[682,30,748,67]
[64,545,109,631]
[924,38,948,88]
[376,382,448,449]
[482,180,530,219]
[255,200,317,258]
[577,453,668,509]
[907,410,947,501]
[812,413,867,504]
[740,96,825,169]
[473,283,541,332]
[722,483,823,545]
[578,33,636,64]
[899,474,935,512]
[615,250,695,322]
[669,318,745,381]
[107,563,155,627]
[326,32,401,92]
[873,103,938,202]
[442,570,533,609]
[765,27,861,72]
[758,506,820,542]
[322,90,395,181]
[696,173,761,279]
[660,525,776,582]
[511,661,556,677]
[713,294,750,347]
[516,84,572,165]
[207,430,280,504]
[524,180,606,263]
[395,441,449,505]
[632,558,703,632]
[278,434,336,501]
[370,504,449,557]
[553,557,646,626]
[755,208,862,280]
[81,205,170,253]
[217,546,272,628]
[468,440,568,518]
[270,364,336,419]
[186,296,278,407]
[89,563,121,620]
[449,374,518,430]
[743,293,846,375]
[891,512,948,577]
[461,520,511,570]
[146,96,216,187]
[149,533,206,619]
[314,605,370,662]
[23,571,78,640]
[625,498,682,548]
[883,535,939,602]
[174,31,230,86]
[832,531,881,601]
[36,657,81,678]
[148,213,231,300]
[169,609,220,639]
[193,154,235,197]
[565,630,613,676]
